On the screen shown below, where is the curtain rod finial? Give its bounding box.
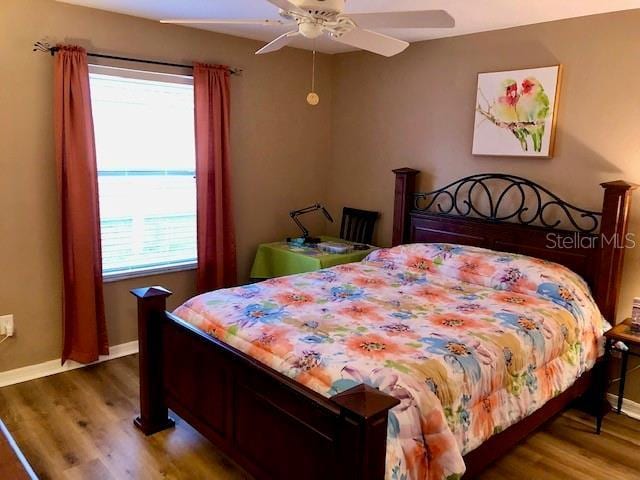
[33,39,56,55]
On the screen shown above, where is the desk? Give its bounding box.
[250,237,377,279]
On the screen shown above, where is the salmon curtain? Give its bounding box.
[54,45,108,364]
[193,63,237,292]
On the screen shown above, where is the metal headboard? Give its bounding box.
[413,173,601,234]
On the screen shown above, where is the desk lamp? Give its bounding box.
[288,203,334,245]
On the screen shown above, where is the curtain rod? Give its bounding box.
[33,41,243,76]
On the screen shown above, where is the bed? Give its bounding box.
[131,169,635,479]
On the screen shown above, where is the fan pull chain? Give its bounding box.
[312,49,316,92]
[307,49,320,106]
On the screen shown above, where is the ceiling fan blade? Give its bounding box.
[160,19,290,26]
[333,28,409,57]
[256,31,300,55]
[267,0,304,13]
[347,10,455,29]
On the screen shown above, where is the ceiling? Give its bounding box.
[57,0,640,54]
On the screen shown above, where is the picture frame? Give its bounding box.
[472,65,562,158]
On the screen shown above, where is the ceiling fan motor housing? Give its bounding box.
[290,0,345,18]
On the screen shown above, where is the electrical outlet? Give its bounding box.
[0,314,14,337]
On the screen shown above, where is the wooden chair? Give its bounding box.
[339,207,379,244]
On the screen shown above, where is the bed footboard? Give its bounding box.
[131,287,399,480]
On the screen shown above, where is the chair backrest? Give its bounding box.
[340,207,379,244]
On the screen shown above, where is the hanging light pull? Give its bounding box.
[307,50,320,106]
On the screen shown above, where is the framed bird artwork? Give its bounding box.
[472,65,562,158]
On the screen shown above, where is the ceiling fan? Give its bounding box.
[161,0,455,57]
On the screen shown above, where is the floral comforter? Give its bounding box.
[174,243,608,480]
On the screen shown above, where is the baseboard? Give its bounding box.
[607,393,640,421]
[0,341,139,388]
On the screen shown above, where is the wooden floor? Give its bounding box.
[0,355,637,480]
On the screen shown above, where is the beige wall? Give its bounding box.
[327,10,640,401]
[0,0,332,372]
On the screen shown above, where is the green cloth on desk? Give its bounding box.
[250,236,378,279]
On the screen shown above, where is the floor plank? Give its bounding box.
[0,355,637,479]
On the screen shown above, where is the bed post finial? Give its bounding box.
[131,286,175,435]
[596,180,637,324]
[392,168,419,246]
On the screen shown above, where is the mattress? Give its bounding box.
[174,243,608,480]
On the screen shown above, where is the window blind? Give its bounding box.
[89,66,197,278]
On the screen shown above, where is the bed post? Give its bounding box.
[332,384,400,479]
[596,181,637,325]
[392,168,419,246]
[131,286,175,435]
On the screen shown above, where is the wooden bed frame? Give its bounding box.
[132,168,635,479]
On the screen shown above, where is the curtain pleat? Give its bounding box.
[193,63,237,292]
[54,45,108,364]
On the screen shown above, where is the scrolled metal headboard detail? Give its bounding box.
[414,173,602,233]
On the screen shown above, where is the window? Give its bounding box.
[89,66,197,280]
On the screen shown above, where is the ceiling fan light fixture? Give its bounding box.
[298,20,324,39]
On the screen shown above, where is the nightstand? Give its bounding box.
[604,319,640,419]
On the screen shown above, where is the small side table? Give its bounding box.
[604,319,640,419]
